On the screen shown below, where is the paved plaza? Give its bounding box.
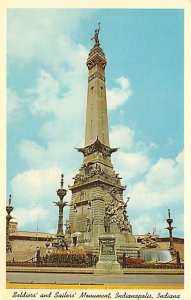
[7,272,183,287]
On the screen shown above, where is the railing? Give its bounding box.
[117,256,184,269]
[6,261,93,268]
[7,253,184,269]
[7,251,98,268]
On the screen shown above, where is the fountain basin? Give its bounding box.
[140,248,172,262]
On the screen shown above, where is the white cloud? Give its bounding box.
[15,68,86,171]
[131,213,166,236]
[14,206,49,230]
[13,62,87,181]
[11,166,64,206]
[107,77,132,110]
[32,70,60,115]
[8,9,92,67]
[17,140,46,168]
[109,124,152,180]
[7,11,91,234]
[113,150,151,180]
[11,166,73,232]
[30,68,86,123]
[131,211,183,237]
[7,89,25,120]
[110,125,135,150]
[145,155,183,191]
[128,151,183,210]
[17,138,82,175]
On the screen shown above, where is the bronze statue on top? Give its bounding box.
[91,22,100,46]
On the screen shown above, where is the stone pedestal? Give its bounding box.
[94,234,123,274]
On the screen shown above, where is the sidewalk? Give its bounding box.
[6,266,184,275]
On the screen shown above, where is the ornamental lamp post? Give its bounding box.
[165,208,176,255]
[6,194,14,253]
[53,174,68,237]
[52,174,68,250]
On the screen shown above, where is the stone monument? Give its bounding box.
[68,24,136,249]
[94,234,123,274]
[94,208,123,274]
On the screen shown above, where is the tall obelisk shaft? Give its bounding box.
[85,45,109,147]
[68,27,135,248]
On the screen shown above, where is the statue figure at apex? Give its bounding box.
[91,22,100,46]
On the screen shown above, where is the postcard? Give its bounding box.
[1,1,191,300]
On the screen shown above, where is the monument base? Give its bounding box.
[94,233,123,275]
[94,260,123,275]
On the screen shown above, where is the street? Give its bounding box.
[7,272,184,287]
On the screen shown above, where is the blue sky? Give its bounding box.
[7,9,183,237]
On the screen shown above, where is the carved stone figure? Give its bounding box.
[176,250,181,268]
[102,186,132,233]
[35,247,41,262]
[141,232,158,248]
[57,237,68,250]
[86,217,92,232]
[65,220,71,234]
[104,213,111,233]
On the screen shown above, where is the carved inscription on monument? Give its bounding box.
[101,244,115,255]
